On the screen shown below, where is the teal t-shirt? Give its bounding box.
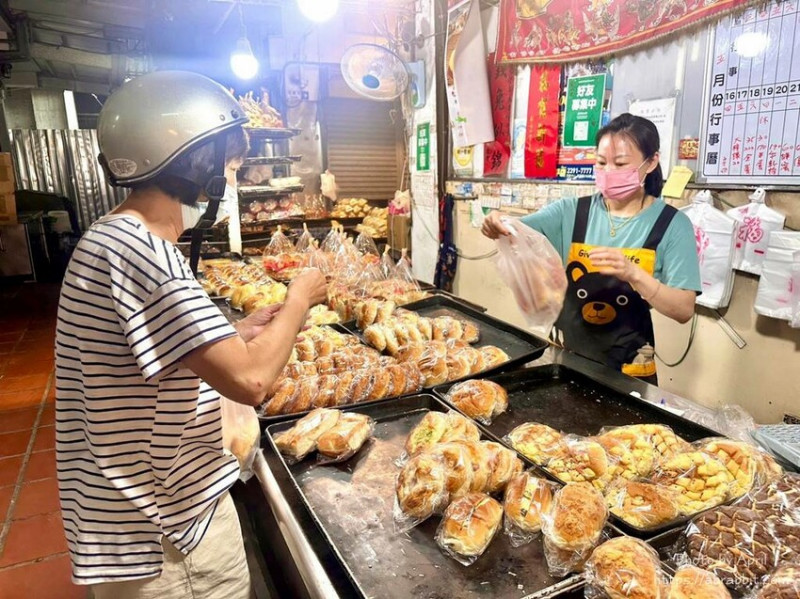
[520,194,701,292]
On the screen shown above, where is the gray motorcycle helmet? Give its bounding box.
[97,70,248,187]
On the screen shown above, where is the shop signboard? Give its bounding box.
[563,74,605,148]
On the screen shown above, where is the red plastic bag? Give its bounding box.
[495,219,567,336]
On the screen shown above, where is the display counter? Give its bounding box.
[247,344,721,599]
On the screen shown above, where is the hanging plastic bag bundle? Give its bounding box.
[494,218,567,336]
[220,397,261,481]
[727,187,786,276]
[754,231,800,321]
[680,190,737,310]
[355,230,380,258]
[295,222,315,253]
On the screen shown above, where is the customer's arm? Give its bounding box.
[182,269,327,406]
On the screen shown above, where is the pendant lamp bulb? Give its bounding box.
[230,2,259,80]
[297,0,340,23]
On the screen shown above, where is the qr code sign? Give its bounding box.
[573,121,589,142]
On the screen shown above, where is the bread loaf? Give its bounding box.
[273,408,341,460]
[316,412,373,460]
[587,537,665,599]
[437,493,503,561]
[668,565,731,599]
[503,473,554,535]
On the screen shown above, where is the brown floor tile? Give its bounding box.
[26,319,57,332]
[0,342,17,355]
[33,426,55,453]
[0,484,13,522]
[45,386,56,404]
[39,405,54,427]
[21,328,56,342]
[0,554,86,599]
[0,407,38,434]
[0,512,68,567]
[8,347,55,363]
[23,450,57,483]
[0,373,50,394]
[13,478,60,520]
[0,329,26,342]
[0,430,32,458]
[0,456,23,487]
[4,360,54,378]
[0,390,46,411]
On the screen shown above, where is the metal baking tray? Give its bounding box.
[414,283,488,313]
[263,394,589,599]
[434,365,721,538]
[342,295,549,386]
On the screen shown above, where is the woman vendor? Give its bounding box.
[482,113,701,383]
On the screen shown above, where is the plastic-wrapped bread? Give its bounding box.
[596,426,658,480]
[456,441,491,493]
[316,412,374,462]
[754,562,800,599]
[430,442,475,500]
[546,436,612,491]
[445,379,508,424]
[439,410,481,443]
[395,451,449,529]
[652,452,734,516]
[264,379,297,416]
[435,493,503,566]
[479,345,509,369]
[505,422,565,465]
[542,483,608,577]
[667,565,731,599]
[697,438,771,499]
[482,441,523,493]
[503,473,556,546]
[604,479,681,529]
[273,408,341,461]
[585,537,666,599]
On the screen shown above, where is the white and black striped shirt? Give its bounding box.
[55,214,240,584]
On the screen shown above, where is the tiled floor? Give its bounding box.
[0,283,86,599]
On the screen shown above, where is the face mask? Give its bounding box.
[181,183,237,230]
[595,160,647,200]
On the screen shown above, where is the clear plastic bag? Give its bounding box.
[604,479,681,530]
[542,483,608,577]
[272,408,341,463]
[595,426,658,481]
[315,412,375,463]
[695,437,781,499]
[495,218,567,337]
[220,397,261,481]
[380,246,396,279]
[503,471,557,547]
[355,231,380,257]
[444,379,508,425]
[544,435,614,491]
[750,561,800,599]
[584,537,666,599]
[668,565,731,599]
[394,451,450,532]
[263,225,294,256]
[504,421,565,466]
[435,492,503,566]
[652,451,735,517]
[295,222,315,253]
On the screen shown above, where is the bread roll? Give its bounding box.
[504,473,554,534]
[363,324,387,352]
[544,483,607,551]
[597,427,657,480]
[461,320,480,344]
[311,374,339,409]
[396,451,448,519]
[546,438,611,491]
[652,452,734,516]
[273,408,341,459]
[440,410,481,443]
[668,565,731,599]
[348,373,374,404]
[456,440,491,493]
[264,378,297,416]
[405,411,448,456]
[316,413,373,460]
[483,441,523,493]
[605,480,680,529]
[284,376,317,413]
[587,537,665,599]
[446,379,508,423]
[699,438,762,498]
[367,370,394,401]
[507,422,565,465]
[431,442,474,500]
[480,345,509,368]
[445,351,472,382]
[437,493,502,560]
[332,371,356,405]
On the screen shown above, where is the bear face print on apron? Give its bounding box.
[554,197,677,378]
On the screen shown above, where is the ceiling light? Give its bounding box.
[297,0,340,23]
[733,31,770,59]
[230,36,259,80]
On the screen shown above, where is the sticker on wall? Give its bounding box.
[453,145,475,177]
[678,138,699,160]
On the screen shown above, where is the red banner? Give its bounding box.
[498,0,753,63]
[525,65,560,179]
[483,54,515,176]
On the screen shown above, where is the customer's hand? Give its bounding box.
[235,304,283,342]
[481,211,512,239]
[287,268,328,309]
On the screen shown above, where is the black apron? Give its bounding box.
[554,197,677,378]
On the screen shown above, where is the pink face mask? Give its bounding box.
[595,161,647,200]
